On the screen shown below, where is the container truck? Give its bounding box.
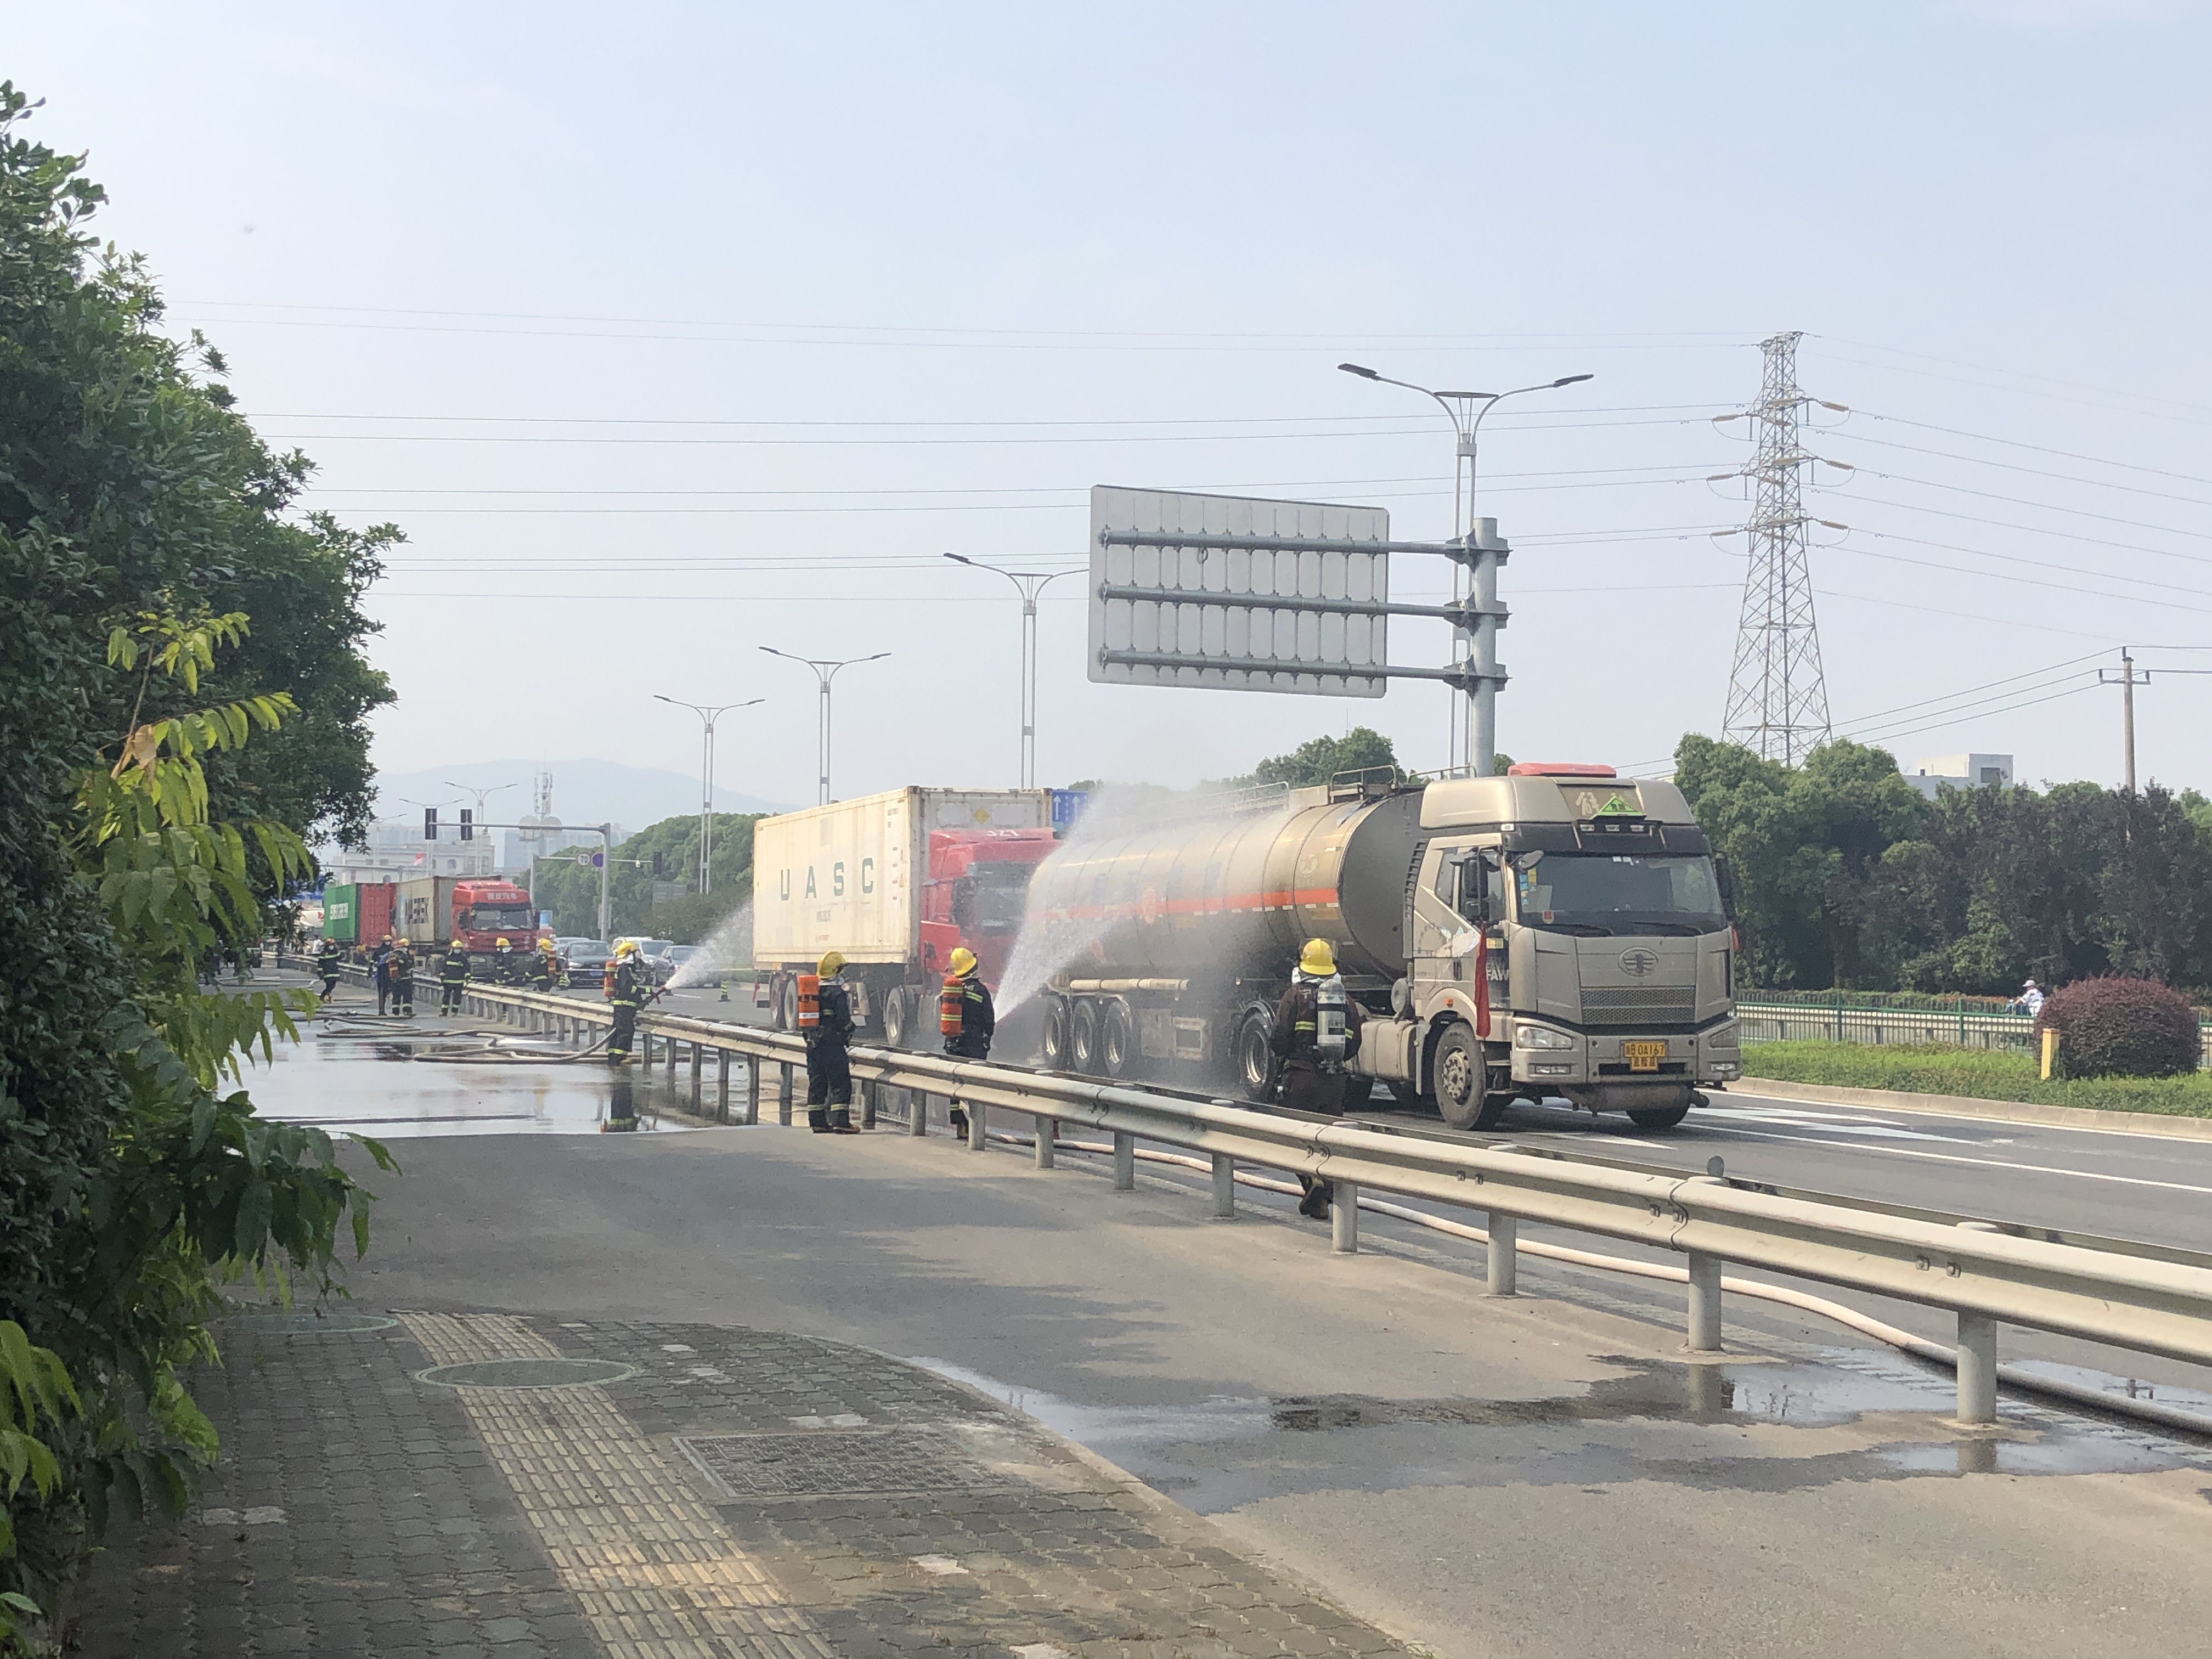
[1023,764,1740,1130]
[753,787,1071,1044]
[394,876,550,969]
[319,882,396,950]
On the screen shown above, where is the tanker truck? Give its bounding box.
[1025,764,1741,1130]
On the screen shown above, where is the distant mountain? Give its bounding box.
[369,759,794,838]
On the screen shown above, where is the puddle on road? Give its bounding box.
[915,1350,2212,1514]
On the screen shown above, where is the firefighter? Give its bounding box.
[605,939,645,1065]
[389,936,419,1019]
[438,938,470,1015]
[805,951,858,1134]
[313,935,342,1000]
[371,933,396,1015]
[1270,938,1364,1220]
[939,946,995,1139]
[493,936,520,986]
[528,936,558,992]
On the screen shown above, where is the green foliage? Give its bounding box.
[1739,1040,2212,1117]
[526,814,762,940]
[2035,975,2201,1079]
[1249,726,1401,789]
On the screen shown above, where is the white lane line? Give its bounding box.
[1691,1122,2212,1199]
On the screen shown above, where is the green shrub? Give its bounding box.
[2035,976,2200,1078]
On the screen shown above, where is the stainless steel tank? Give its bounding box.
[1024,788,1426,982]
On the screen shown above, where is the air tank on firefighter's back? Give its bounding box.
[1022,785,1426,986]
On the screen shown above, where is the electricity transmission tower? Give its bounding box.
[1721,331,1833,765]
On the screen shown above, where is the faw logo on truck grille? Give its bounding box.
[1617,947,1660,977]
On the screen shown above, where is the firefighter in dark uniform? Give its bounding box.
[438,939,470,1015]
[939,946,995,1139]
[388,937,419,1019]
[1271,938,1364,1220]
[806,951,859,1134]
[528,938,558,992]
[605,939,644,1065]
[314,936,342,1000]
[493,937,521,985]
[371,934,395,1015]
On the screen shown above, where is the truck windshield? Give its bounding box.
[1514,853,1726,936]
[966,864,1035,933]
[470,905,537,933]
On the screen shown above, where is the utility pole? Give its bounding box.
[760,648,890,805]
[2100,647,2151,793]
[1336,364,1592,775]
[1720,331,1834,765]
[944,554,1079,787]
[654,695,762,896]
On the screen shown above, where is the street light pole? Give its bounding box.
[1338,365,1592,776]
[944,553,1080,787]
[760,648,890,805]
[654,695,763,896]
[443,779,520,865]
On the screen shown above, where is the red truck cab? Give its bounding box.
[918,828,1060,987]
[450,879,548,954]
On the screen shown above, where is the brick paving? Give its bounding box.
[79,1312,1410,1659]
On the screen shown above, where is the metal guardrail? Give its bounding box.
[1737,998,2212,1065]
[425,979,2212,1429]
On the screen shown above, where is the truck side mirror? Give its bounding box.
[951,878,977,927]
[1714,853,1738,921]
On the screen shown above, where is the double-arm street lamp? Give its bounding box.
[759,647,890,805]
[1338,364,1592,776]
[653,695,764,896]
[944,552,1080,788]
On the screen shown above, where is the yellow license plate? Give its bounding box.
[1622,1041,1668,1073]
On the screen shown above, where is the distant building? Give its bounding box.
[320,820,495,884]
[1903,752,2014,800]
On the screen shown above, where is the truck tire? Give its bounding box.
[1101,1000,1135,1079]
[1040,997,1072,1070]
[1234,1008,1277,1104]
[774,974,797,1033]
[1070,998,1102,1074]
[1626,1103,1691,1130]
[1431,1025,1509,1131]
[882,985,916,1049]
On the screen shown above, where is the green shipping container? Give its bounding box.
[323,883,360,943]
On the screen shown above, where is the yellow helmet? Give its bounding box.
[946,946,979,978]
[394,936,409,948]
[818,950,847,977]
[615,939,639,956]
[1299,938,1336,976]
[496,936,511,948]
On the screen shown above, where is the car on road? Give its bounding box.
[613,936,678,985]
[662,944,701,981]
[558,939,615,988]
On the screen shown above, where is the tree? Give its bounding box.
[1249,726,1400,789]
[524,814,764,941]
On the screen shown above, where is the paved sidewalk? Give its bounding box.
[80,1310,1411,1659]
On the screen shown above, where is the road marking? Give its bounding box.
[400,1312,837,1659]
[1690,1124,2212,1200]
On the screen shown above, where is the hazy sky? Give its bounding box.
[14,2,2212,819]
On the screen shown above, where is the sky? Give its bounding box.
[12,1,2212,823]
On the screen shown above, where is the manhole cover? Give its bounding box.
[416,1358,637,1390]
[233,1311,398,1335]
[675,1429,1023,1498]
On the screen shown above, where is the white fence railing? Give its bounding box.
[421,980,2212,1430]
[1736,998,2212,1066]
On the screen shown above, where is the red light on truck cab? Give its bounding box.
[1504,763,1618,778]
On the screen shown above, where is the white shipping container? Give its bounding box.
[753,788,1049,967]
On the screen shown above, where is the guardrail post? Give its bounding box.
[1114,1131,1135,1191]
[689,1043,703,1110]
[1686,1251,1723,1352]
[1955,1311,1998,1424]
[1332,1181,1359,1253]
[714,1051,729,1121]
[1487,1212,1517,1296]
[860,1077,877,1130]
[744,1057,760,1126]
[967,1101,987,1152]
[1034,1117,1054,1170]
[907,1090,927,1137]
[1210,1153,1235,1219]
[665,1034,678,1076]
[777,1062,793,1126]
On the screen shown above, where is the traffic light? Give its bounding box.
[651,851,664,877]
[424,808,438,840]
[460,809,473,842]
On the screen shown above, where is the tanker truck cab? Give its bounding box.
[1399,766,1740,1130]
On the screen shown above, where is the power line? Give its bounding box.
[1841,469,2212,549]
[1858,410,2212,490]
[1836,652,2108,727]
[246,402,1731,428]
[1839,431,2212,511]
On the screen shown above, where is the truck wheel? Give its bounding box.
[775,975,797,1032]
[1101,1001,1135,1079]
[882,986,915,1049]
[1070,999,1102,1074]
[1040,997,1072,1069]
[1235,1009,1277,1104]
[1626,1103,1691,1130]
[1432,1025,1509,1131]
